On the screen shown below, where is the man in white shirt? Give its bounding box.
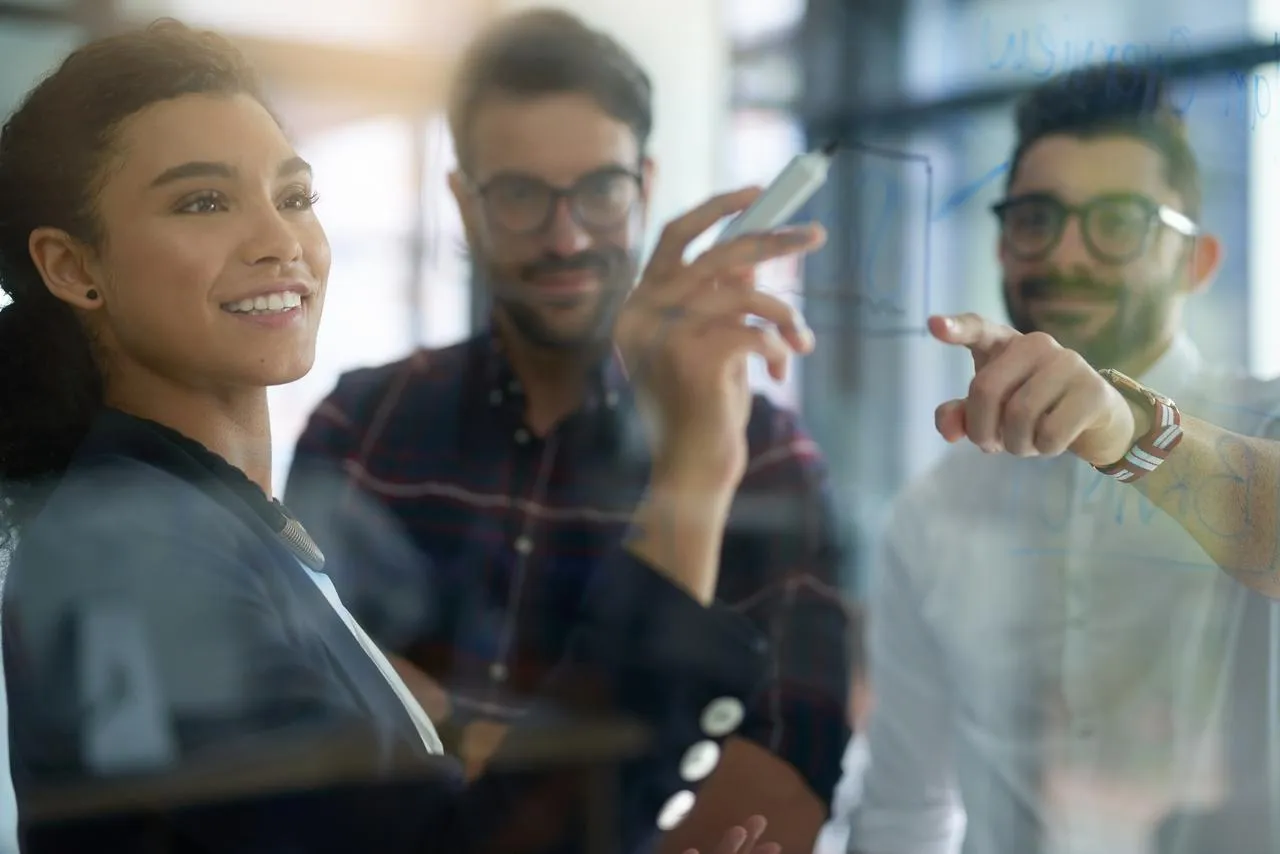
[816,605,870,854]
[850,63,1280,854]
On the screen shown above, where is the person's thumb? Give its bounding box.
[935,398,968,443]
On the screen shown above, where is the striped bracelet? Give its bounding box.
[1093,397,1184,482]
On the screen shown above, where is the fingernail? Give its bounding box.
[943,316,957,331]
[801,326,816,349]
[779,228,814,245]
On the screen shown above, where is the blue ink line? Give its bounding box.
[933,159,1009,221]
[834,140,935,328]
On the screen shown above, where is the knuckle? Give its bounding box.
[1005,395,1034,425]
[968,374,998,405]
[1034,428,1066,455]
[1023,331,1060,351]
[1086,378,1111,407]
[1054,347,1087,370]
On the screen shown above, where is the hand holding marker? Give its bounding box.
[714,140,837,341]
[715,140,838,244]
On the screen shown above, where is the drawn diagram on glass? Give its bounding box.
[758,140,934,336]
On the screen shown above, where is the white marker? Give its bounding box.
[716,140,838,244]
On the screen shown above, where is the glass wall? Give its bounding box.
[786,1,1279,852]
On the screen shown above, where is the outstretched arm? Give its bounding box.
[1124,413,1280,597]
[928,312,1280,599]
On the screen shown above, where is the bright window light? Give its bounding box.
[724,0,805,45]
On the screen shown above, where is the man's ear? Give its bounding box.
[28,226,103,310]
[1184,232,1222,296]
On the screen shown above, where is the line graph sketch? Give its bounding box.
[755,140,937,336]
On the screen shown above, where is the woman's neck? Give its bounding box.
[106,378,275,496]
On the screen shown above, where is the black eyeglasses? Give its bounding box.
[991,192,1199,265]
[466,166,643,236]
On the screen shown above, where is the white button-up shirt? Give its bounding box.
[815,734,870,854]
[850,336,1280,854]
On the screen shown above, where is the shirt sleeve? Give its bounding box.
[725,399,852,807]
[6,467,769,854]
[848,513,966,854]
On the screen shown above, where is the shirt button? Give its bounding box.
[605,390,619,408]
[489,389,503,405]
[514,535,533,556]
[678,739,721,782]
[489,662,508,683]
[514,428,530,445]
[655,790,696,831]
[699,697,744,737]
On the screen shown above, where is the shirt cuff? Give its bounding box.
[580,549,770,694]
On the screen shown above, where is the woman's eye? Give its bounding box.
[177,192,225,214]
[282,190,320,211]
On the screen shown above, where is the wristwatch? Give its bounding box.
[1092,368,1184,482]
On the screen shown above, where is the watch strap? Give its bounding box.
[1093,377,1184,482]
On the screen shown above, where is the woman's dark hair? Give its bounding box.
[0,18,266,543]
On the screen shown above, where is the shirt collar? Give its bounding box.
[476,325,629,414]
[458,327,636,459]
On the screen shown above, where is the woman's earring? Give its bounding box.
[85,289,98,301]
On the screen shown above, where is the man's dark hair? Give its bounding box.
[446,8,653,174]
[1007,63,1201,218]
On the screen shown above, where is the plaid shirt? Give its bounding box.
[284,328,852,804]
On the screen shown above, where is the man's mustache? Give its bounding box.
[520,252,615,282]
[1019,274,1122,301]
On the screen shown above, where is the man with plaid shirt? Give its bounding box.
[285,9,852,853]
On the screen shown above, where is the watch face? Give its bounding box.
[1099,368,1173,408]
[1098,368,1137,392]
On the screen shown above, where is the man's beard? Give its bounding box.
[478,245,638,352]
[1002,271,1176,370]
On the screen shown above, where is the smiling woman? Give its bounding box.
[0,22,326,507]
[0,18,774,854]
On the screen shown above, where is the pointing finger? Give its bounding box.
[928,313,1019,356]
